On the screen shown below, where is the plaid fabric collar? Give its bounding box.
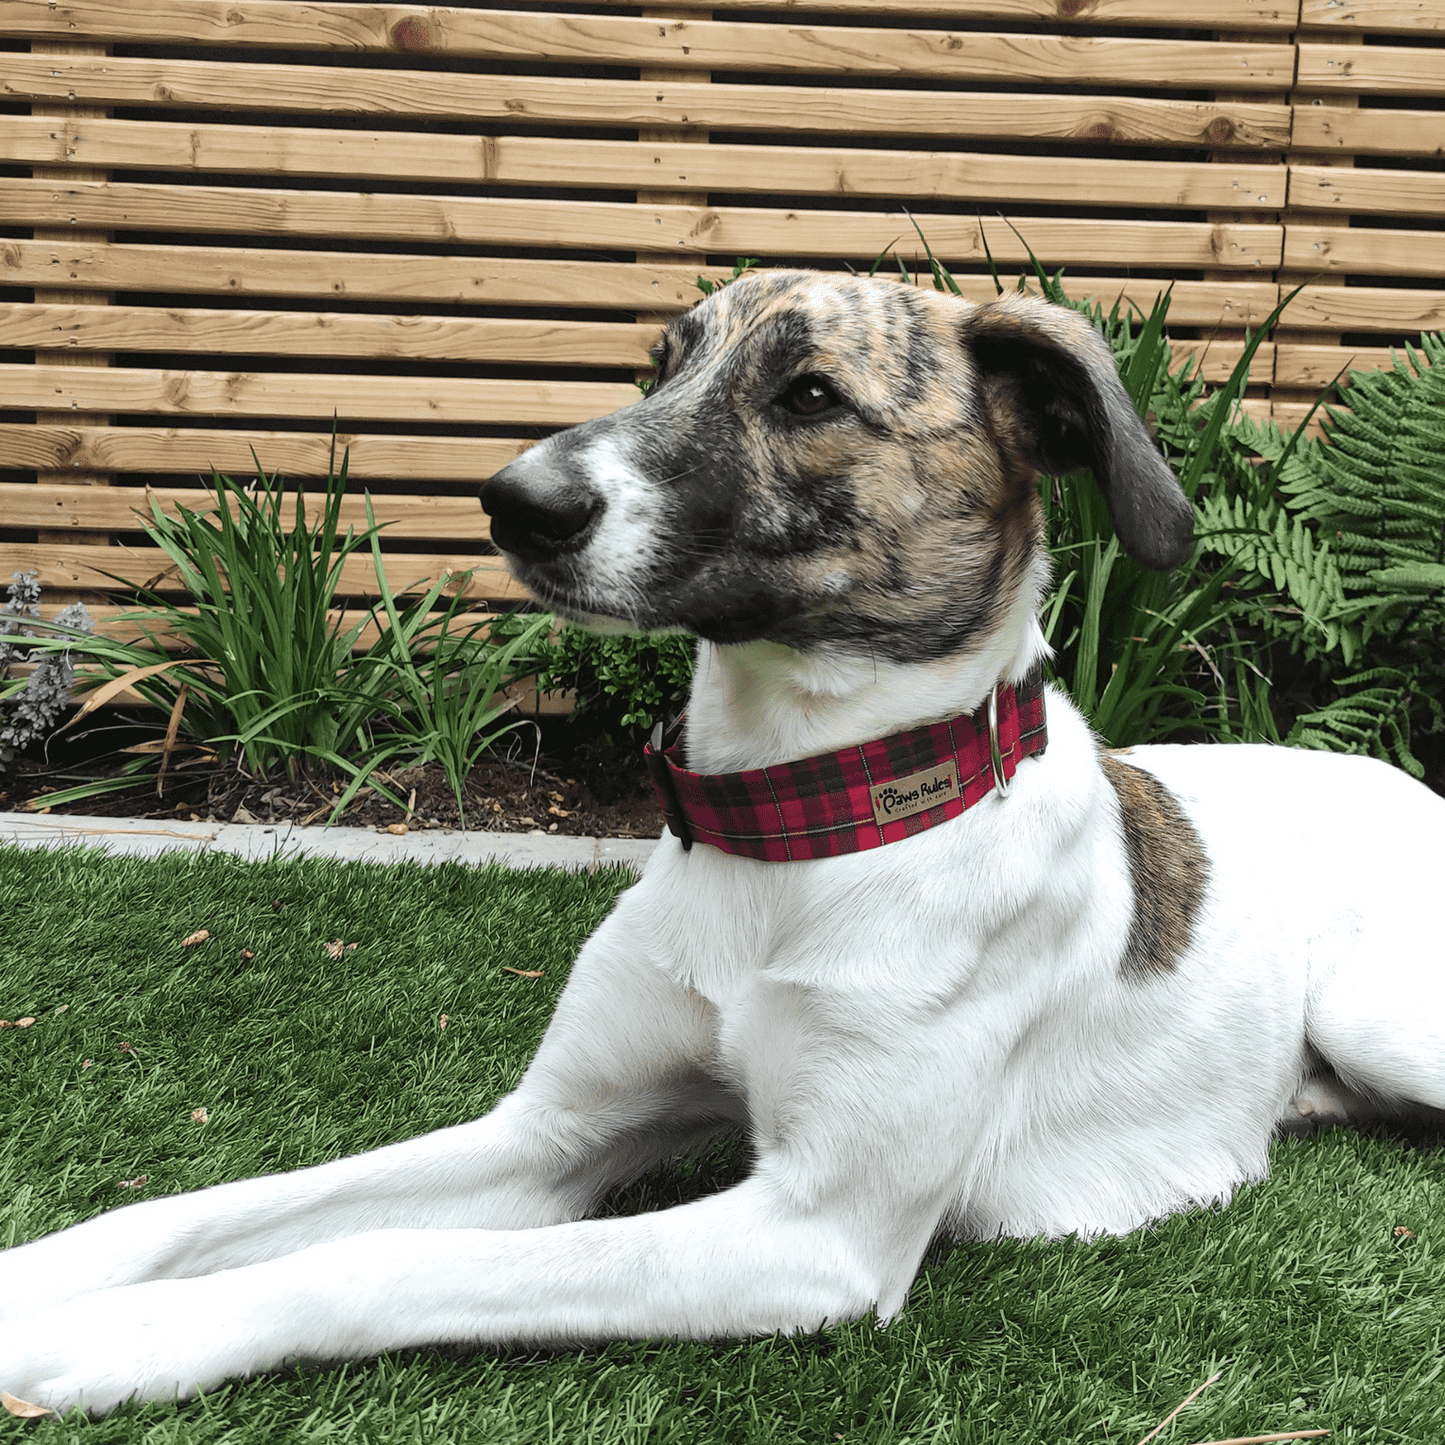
[644,667,1047,862]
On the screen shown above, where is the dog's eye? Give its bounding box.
[776,375,841,418]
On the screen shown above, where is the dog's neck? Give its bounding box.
[683,605,1049,775]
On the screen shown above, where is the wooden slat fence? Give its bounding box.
[2,0,1442,644]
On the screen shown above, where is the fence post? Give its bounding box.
[1274,22,1364,431]
[1204,20,1295,413]
[29,37,115,587]
[635,6,712,339]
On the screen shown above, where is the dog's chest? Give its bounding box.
[638,834,1004,1003]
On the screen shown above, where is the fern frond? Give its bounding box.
[1286,668,1423,778]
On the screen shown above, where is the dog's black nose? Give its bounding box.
[481,465,601,563]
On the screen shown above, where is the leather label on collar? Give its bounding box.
[869,759,960,826]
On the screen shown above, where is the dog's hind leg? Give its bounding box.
[0,914,740,1327]
[1295,922,1445,1129]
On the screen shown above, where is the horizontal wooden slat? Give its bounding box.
[1296,43,1445,95]
[1,118,1289,211]
[1169,340,1272,384]
[0,54,1293,149]
[1,181,1284,268]
[27,658,575,716]
[37,656,575,715]
[541,0,1298,24]
[0,243,1287,328]
[0,481,493,540]
[0,542,525,603]
[0,3,1296,89]
[1284,225,1445,279]
[1,56,1293,151]
[0,241,724,311]
[3,365,639,424]
[2,351,1282,424]
[1291,106,1445,158]
[1104,281,1283,329]
[1284,283,1445,335]
[0,304,658,366]
[1288,164,1445,220]
[1273,344,1427,388]
[1299,0,1445,32]
[8,603,540,659]
[0,425,531,482]
[1270,402,1332,439]
[0,0,1300,26]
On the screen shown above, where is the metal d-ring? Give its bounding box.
[986,684,1011,800]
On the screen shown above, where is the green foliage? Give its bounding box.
[534,626,696,745]
[15,451,553,820]
[226,497,555,825]
[105,447,387,777]
[1272,338,1445,768]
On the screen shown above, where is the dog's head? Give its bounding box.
[481,271,1191,663]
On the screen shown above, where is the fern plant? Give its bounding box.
[1269,338,1445,771]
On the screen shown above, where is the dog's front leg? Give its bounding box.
[0,910,737,1330]
[3,973,956,1416]
[1,1177,879,1414]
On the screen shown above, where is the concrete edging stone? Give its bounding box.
[0,810,658,871]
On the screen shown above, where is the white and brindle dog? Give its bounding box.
[3,271,1443,1414]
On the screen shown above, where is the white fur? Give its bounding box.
[3,334,1444,1419]
[551,434,657,601]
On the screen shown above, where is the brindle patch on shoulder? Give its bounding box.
[1097,751,1210,977]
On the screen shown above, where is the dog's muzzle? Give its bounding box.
[480,459,602,564]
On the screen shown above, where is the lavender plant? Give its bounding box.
[0,571,94,764]
[0,568,41,667]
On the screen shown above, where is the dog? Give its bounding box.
[3,271,1442,1415]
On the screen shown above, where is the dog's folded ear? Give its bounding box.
[960,293,1193,572]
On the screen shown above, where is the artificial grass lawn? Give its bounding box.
[0,845,1441,1445]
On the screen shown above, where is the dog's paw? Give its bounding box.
[0,1193,212,1326]
[0,1240,88,1327]
[0,1278,267,1416]
[1283,1074,1381,1135]
[0,1231,131,1328]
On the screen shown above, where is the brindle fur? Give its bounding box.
[1099,751,1211,976]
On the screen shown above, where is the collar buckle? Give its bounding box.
[646,715,693,851]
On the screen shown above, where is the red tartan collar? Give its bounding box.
[644,667,1048,862]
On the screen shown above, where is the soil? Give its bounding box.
[0,723,667,841]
